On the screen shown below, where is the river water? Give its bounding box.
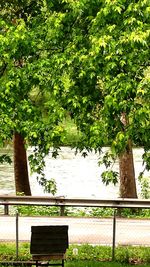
[0,147,149,198]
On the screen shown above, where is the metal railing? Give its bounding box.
[0,195,150,261]
[0,195,150,215]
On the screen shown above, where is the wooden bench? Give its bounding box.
[30,225,69,267]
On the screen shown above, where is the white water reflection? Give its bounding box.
[0,147,149,198]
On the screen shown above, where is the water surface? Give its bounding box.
[0,147,149,198]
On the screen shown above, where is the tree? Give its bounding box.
[1,0,150,198]
[52,0,150,198]
[0,0,67,195]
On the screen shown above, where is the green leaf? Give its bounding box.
[101,171,118,186]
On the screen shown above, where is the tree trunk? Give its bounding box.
[119,140,137,198]
[13,132,31,195]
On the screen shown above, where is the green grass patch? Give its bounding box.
[0,243,150,265]
[0,262,150,267]
[0,243,30,261]
[65,261,150,267]
[0,260,150,267]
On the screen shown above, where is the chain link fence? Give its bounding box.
[0,197,150,261]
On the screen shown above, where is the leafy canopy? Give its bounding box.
[0,0,150,188]
[0,0,69,192]
[50,0,150,181]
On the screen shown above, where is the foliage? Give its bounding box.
[65,262,150,267]
[60,116,82,147]
[0,0,68,193]
[0,243,150,265]
[51,0,150,186]
[0,242,30,261]
[0,0,150,194]
[115,245,150,264]
[0,154,12,164]
[65,207,114,217]
[68,244,111,261]
[10,204,150,218]
[138,174,150,199]
[101,171,118,186]
[15,205,60,216]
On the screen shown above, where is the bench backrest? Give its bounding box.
[30,225,69,255]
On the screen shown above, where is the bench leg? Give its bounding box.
[62,259,64,267]
[36,260,39,267]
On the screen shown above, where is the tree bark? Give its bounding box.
[13,132,31,195]
[119,139,137,198]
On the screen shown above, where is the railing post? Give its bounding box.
[60,205,65,216]
[4,204,9,215]
[112,209,116,261]
[16,212,19,259]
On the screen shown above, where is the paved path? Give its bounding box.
[0,216,150,246]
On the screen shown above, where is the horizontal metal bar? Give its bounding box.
[0,195,150,209]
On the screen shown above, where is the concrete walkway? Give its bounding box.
[0,215,150,246]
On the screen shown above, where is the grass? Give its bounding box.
[65,261,150,267]
[0,243,150,265]
[0,261,150,267]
